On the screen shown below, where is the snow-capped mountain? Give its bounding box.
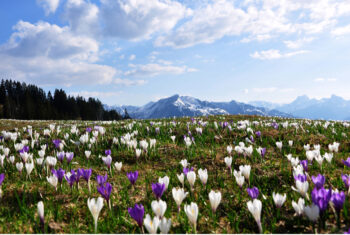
[107,94,293,119]
[250,95,350,120]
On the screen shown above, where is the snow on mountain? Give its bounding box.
[106,94,292,119]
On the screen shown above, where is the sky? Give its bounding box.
[0,0,350,106]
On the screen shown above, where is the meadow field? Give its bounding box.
[0,115,349,234]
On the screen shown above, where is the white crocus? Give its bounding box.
[187,171,196,191]
[247,199,263,233]
[144,214,160,234]
[114,162,122,171]
[87,197,104,233]
[292,181,309,199]
[239,165,251,181]
[177,173,184,187]
[16,162,24,172]
[159,217,171,234]
[292,198,305,216]
[198,168,208,186]
[276,141,282,151]
[234,170,245,188]
[304,204,320,222]
[172,188,188,211]
[227,145,233,155]
[288,140,293,147]
[209,190,222,212]
[158,176,170,190]
[85,151,91,159]
[135,149,142,159]
[25,161,34,178]
[272,192,286,208]
[224,156,232,172]
[47,175,58,190]
[37,201,44,224]
[184,202,199,232]
[315,155,324,167]
[323,153,333,163]
[180,159,188,168]
[151,200,167,218]
[170,136,176,143]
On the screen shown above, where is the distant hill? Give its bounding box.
[107,94,293,119]
[250,95,350,120]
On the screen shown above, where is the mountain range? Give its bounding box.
[249,95,350,120]
[104,94,292,119]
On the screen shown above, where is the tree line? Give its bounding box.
[0,79,129,120]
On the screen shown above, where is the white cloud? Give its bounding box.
[124,63,197,77]
[100,0,191,40]
[283,37,315,49]
[331,24,350,36]
[129,54,136,60]
[63,0,100,37]
[250,49,308,60]
[0,21,117,86]
[69,91,123,99]
[314,77,337,82]
[37,0,60,15]
[114,78,147,86]
[252,87,295,93]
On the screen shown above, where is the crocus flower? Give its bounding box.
[247,187,259,199]
[65,152,74,163]
[57,151,65,163]
[177,173,184,187]
[47,175,58,190]
[114,162,122,171]
[304,204,319,222]
[187,171,196,191]
[184,202,199,232]
[87,197,104,233]
[151,200,167,218]
[52,139,61,149]
[105,149,111,156]
[152,183,166,200]
[209,190,222,213]
[311,187,332,212]
[172,188,188,212]
[0,173,5,186]
[158,176,170,190]
[294,174,307,182]
[97,182,112,208]
[37,201,44,226]
[292,198,305,216]
[300,160,308,172]
[82,168,92,182]
[198,168,208,186]
[239,165,251,181]
[128,204,145,228]
[224,157,232,173]
[260,148,267,158]
[331,191,346,212]
[102,155,112,169]
[96,174,108,186]
[51,168,65,184]
[144,214,160,234]
[272,192,287,208]
[127,171,139,185]
[311,174,325,189]
[180,159,188,168]
[65,171,77,189]
[343,158,350,168]
[247,199,262,233]
[255,131,261,138]
[183,167,194,176]
[86,127,92,133]
[159,217,171,234]
[342,174,350,189]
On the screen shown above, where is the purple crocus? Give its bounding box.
[65,152,74,163]
[342,174,350,189]
[57,152,65,163]
[127,171,138,185]
[96,174,108,186]
[152,183,166,200]
[76,168,84,184]
[344,228,350,234]
[19,146,29,153]
[65,170,77,189]
[294,174,307,182]
[331,191,346,212]
[128,204,145,228]
[0,173,5,186]
[86,127,92,133]
[311,187,332,212]
[53,139,61,149]
[183,167,194,176]
[300,160,308,172]
[105,149,111,156]
[342,158,350,168]
[247,187,259,199]
[51,168,65,184]
[255,131,261,138]
[82,168,92,182]
[98,182,112,202]
[311,174,325,189]
[250,135,255,143]
[260,148,266,158]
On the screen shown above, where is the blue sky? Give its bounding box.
[1,0,350,106]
